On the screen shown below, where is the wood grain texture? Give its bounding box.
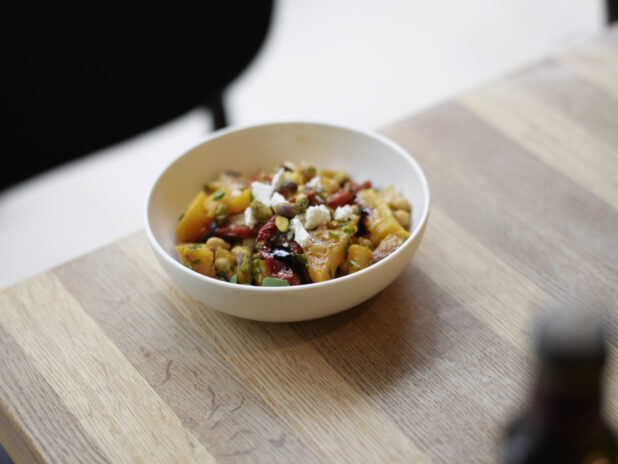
[1,27,617,463]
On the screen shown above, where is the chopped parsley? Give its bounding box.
[344,239,352,258]
[402,236,409,243]
[188,244,200,249]
[213,190,225,200]
[191,259,201,265]
[230,274,238,284]
[328,269,333,278]
[307,167,316,174]
[328,231,339,239]
[348,260,362,270]
[297,253,308,265]
[185,262,192,269]
[178,212,185,221]
[262,277,290,287]
[338,221,350,229]
[249,191,254,201]
[343,228,355,235]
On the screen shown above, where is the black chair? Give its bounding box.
[1,2,274,191]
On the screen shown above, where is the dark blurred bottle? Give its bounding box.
[502,308,617,463]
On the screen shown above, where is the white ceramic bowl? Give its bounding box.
[145,122,429,322]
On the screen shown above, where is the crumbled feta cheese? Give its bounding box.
[306,175,321,190]
[231,188,242,197]
[251,181,273,205]
[291,217,310,248]
[271,168,286,189]
[270,192,286,207]
[334,204,357,222]
[303,205,331,230]
[244,206,256,228]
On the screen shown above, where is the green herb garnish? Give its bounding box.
[191,259,201,265]
[185,262,192,269]
[328,231,339,239]
[307,167,316,174]
[402,236,409,243]
[328,269,333,278]
[348,260,361,270]
[178,212,185,221]
[344,239,352,258]
[338,221,350,229]
[297,253,308,265]
[188,244,200,249]
[262,277,290,287]
[230,274,238,284]
[343,228,354,235]
[213,189,225,200]
[249,191,255,201]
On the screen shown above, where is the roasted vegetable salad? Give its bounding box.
[175,162,412,286]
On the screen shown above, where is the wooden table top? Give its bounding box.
[1,28,617,464]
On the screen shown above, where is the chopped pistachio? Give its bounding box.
[274,203,297,218]
[262,277,290,287]
[214,203,228,225]
[251,200,273,222]
[295,194,309,213]
[277,180,298,195]
[275,216,289,233]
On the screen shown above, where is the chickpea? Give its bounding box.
[231,246,253,284]
[357,237,373,249]
[320,177,339,194]
[215,247,236,267]
[215,258,232,273]
[206,237,230,253]
[391,196,411,211]
[333,171,349,186]
[393,210,410,228]
[242,238,256,249]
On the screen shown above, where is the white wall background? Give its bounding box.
[0,0,606,288]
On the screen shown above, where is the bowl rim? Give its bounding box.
[144,120,430,292]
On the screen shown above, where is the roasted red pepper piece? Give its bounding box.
[256,216,278,244]
[345,180,372,193]
[214,224,259,239]
[325,190,355,209]
[261,252,299,285]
